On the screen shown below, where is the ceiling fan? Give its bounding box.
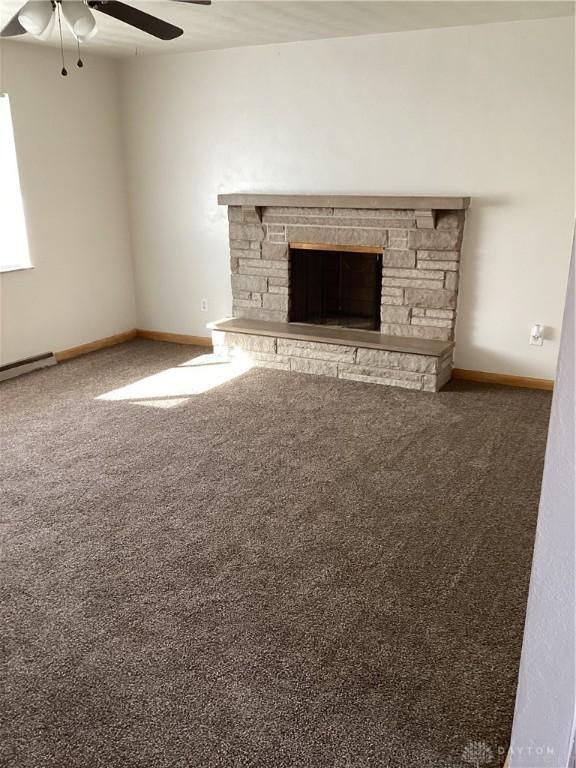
[1,0,211,44]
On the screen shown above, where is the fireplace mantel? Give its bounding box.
[218,193,470,211]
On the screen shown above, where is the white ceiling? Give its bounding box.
[1,0,574,58]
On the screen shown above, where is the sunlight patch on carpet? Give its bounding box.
[95,353,252,407]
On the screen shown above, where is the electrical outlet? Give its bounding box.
[200,298,208,312]
[530,324,544,346]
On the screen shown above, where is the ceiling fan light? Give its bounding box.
[38,9,55,39]
[18,0,53,37]
[61,1,97,42]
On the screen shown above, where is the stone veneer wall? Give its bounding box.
[227,204,466,342]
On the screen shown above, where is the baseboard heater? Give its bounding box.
[0,352,57,382]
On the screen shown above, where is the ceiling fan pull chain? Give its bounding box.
[77,39,84,68]
[56,2,67,76]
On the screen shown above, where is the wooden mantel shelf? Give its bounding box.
[217,193,470,210]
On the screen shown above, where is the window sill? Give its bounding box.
[0,265,34,274]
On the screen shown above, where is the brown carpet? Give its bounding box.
[0,340,551,768]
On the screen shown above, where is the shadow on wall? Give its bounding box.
[455,196,560,374]
[457,196,503,348]
[452,344,553,379]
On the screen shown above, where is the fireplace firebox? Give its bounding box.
[290,247,382,331]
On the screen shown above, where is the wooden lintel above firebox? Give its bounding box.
[217,193,470,211]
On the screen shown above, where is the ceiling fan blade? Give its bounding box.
[1,10,27,37]
[170,1,212,4]
[89,1,183,40]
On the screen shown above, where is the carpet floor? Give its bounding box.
[0,340,551,768]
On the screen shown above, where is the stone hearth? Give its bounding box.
[210,318,454,392]
[212,194,469,391]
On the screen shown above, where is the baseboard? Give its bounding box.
[55,330,138,361]
[452,368,554,391]
[0,352,57,381]
[55,328,212,363]
[137,329,212,347]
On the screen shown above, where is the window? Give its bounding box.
[0,94,31,272]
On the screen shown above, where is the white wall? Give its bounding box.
[121,16,574,379]
[509,238,575,767]
[0,42,136,364]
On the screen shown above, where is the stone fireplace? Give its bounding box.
[210,194,469,391]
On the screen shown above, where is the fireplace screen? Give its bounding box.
[289,248,382,331]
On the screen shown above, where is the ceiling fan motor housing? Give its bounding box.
[1,0,211,47]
